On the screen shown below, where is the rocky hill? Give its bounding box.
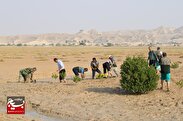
[0,26,183,46]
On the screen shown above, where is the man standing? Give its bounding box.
[148,46,158,68]
[155,47,163,72]
[91,58,101,79]
[109,55,118,77]
[160,52,171,91]
[54,58,66,83]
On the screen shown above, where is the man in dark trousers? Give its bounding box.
[54,58,66,83]
[148,46,158,68]
[91,58,101,79]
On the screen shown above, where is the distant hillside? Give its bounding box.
[0,26,183,46]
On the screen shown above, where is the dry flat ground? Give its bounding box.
[0,46,183,121]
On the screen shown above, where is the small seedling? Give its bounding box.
[96,74,106,79]
[73,76,81,83]
[52,73,58,79]
[171,62,179,69]
[176,80,183,88]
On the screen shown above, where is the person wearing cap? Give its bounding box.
[72,67,88,79]
[18,67,37,83]
[53,58,66,83]
[109,55,118,77]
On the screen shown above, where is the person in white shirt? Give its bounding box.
[109,55,118,77]
[103,60,113,78]
[53,58,66,83]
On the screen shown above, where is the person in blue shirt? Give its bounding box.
[72,67,88,79]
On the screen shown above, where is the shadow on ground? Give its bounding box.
[85,87,134,95]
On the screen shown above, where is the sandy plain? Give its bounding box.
[0,46,183,121]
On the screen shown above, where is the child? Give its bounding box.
[160,52,171,91]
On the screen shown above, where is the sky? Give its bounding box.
[0,0,182,35]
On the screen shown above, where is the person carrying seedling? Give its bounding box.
[18,67,37,83]
[91,58,101,79]
[53,58,66,83]
[72,67,88,79]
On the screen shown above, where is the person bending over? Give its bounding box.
[72,67,88,79]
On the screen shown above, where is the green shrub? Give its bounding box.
[171,62,179,69]
[176,80,183,88]
[73,76,81,83]
[16,43,22,46]
[120,56,159,94]
[51,73,58,80]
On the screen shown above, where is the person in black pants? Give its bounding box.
[91,58,101,79]
[103,61,112,78]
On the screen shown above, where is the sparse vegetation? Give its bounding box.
[51,73,58,80]
[106,43,114,47]
[176,80,183,88]
[55,43,61,46]
[96,74,106,79]
[73,76,81,83]
[120,56,159,94]
[16,43,22,46]
[171,62,179,69]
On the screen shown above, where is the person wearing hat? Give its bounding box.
[53,58,66,83]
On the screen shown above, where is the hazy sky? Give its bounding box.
[0,0,182,35]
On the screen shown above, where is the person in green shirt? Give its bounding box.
[18,67,37,83]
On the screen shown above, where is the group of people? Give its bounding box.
[18,46,172,91]
[148,46,171,91]
[18,55,119,83]
[53,55,119,83]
